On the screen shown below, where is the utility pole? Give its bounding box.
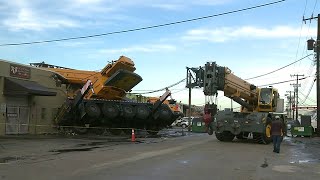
[285,93,289,118]
[286,91,293,119]
[188,71,192,132]
[293,90,295,120]
[305,14,319,134]
[290,74,304,121]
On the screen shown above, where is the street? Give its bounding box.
[0,130,320,180]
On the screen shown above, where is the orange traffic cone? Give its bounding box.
[131,128,136,142]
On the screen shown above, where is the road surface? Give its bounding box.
[0,131,319,180]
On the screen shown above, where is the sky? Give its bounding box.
[0,0,319,112]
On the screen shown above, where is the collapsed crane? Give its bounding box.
[30,56,179,135]
[187,62,286,144]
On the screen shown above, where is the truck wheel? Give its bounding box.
[154,105,172,121]
[122,104,136,119]
[253,118,272,144]
[215,132,224,141]
[85,102,101,118]
[215,131,235,142]
[207,125,214,135]
[236,132,249,139]
[135,105,150,120]
[102,103,119,119]
[253,132,271,144]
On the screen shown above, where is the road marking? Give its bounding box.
[73,137,212,175]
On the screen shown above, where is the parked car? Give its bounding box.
[170,118,183,127]
[179,117,194,128]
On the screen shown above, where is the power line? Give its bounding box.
[131,78,186,94]
[258,76,311,87]
[0,0,286,47]
[172,88,188,94]
[245,54,312,80]
[300,90,317,103]
[301,78,316,104]
[292,0,308,70]
[133,88,185,92]
[300,61,315,92]
[312,0,318,14]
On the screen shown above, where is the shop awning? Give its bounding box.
[4,78,57,96]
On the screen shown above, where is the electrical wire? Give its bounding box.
[300,61,315,92]
[258,76,311,86]
[299,90,317,103]
[298,0,318,101]
[171,88,188,94]
[312,0,318,14]
[293,0,308,62]
[245,54,312,80]
[0,0,286,47]
[292,0,309,74]
[131,78,186,94]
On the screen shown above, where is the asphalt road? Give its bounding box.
[0,131,320,180]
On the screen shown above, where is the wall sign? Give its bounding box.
[10,64,31,79]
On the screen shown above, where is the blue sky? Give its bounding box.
[0,0,318,110]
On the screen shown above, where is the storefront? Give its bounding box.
[0,59,66,135]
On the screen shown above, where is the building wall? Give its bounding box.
[0,59,67,135]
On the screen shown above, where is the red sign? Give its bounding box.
[10,64,31,79]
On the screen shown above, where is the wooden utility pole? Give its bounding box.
[293,90,295,120]
[304,14,319,134]
[188,71,192,132]
[291,74,304,121]
[286,90,293,119]
[291,74,304,120]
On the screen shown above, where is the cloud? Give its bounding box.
[149,0,234,11]
[1,0,233,32]
[2,7,79,31]
[73,0,103,4]
[150,4,185,11]
[149,0,232,10]
[182,26,317,42]
[100,44,176,54]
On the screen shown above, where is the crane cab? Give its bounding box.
[257,87,279,112]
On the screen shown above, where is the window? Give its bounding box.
[260,88,272,104]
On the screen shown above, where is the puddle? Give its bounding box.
[49,147,99,153]
[178,160,189,164]
[76,142,108,147]
[0,156,21,164]
[260,163,268,168]
[289,159,320,164]
[298,160,311,163]
[50,140,142,153]
[260,158,268,168]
